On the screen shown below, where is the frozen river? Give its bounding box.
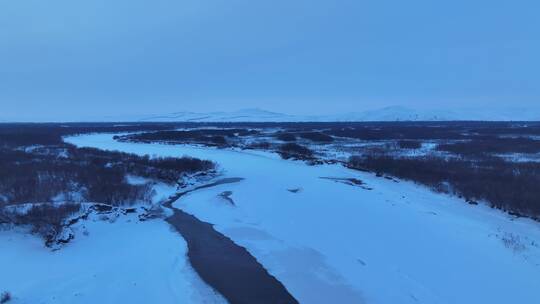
[65,133,540,304]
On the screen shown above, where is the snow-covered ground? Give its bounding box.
[62,133,540,304]
[0,209,225,304]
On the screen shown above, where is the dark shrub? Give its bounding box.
[398,140,422,149]
[278,143,314,160]
[248,142,271,149]
[0,208,9,224]
[14,204,82,244]
[299,132,334,143]
[209,136,227,145]
[0,292,11,304]
[275,133,297,142]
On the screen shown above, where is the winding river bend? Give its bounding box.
[67,133,540,304]
[163,178,298,304]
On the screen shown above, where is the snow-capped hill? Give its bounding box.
[141,108,295,122]
[125,106,540,122]
[140,107,452,122]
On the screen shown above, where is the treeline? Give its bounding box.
[0,145,213,206]
[0,147,147,205]
[70,147,214,183]
[119,129,259,146]
[348,155,540,219]
[437,137,540,156]
[320,123,540,143]
[0,123,185,147]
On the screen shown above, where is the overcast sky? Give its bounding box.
[1,0,539,121]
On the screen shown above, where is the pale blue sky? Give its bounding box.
[1,0,538,121]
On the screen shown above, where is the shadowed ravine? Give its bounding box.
[163,178,299,304]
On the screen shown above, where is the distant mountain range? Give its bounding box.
[2,106,538,123]
[139,108,297,122]
[138,106,540,122]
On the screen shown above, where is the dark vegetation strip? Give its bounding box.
[278,143,314,160]
[0,123,182,146]
[163,178,298,304]
[118,129,259,146]
[297,132,334,142]
[348,156,540,219]
[397,140,422,149]
[437,137,540,156]
[0,144,213,205]
[274,132,297,142]
[0,123,214,205]
[274,131,333,143]
[316,122,540,140]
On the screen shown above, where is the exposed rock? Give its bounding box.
[287,188,302,193]
[219,191,235,206]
